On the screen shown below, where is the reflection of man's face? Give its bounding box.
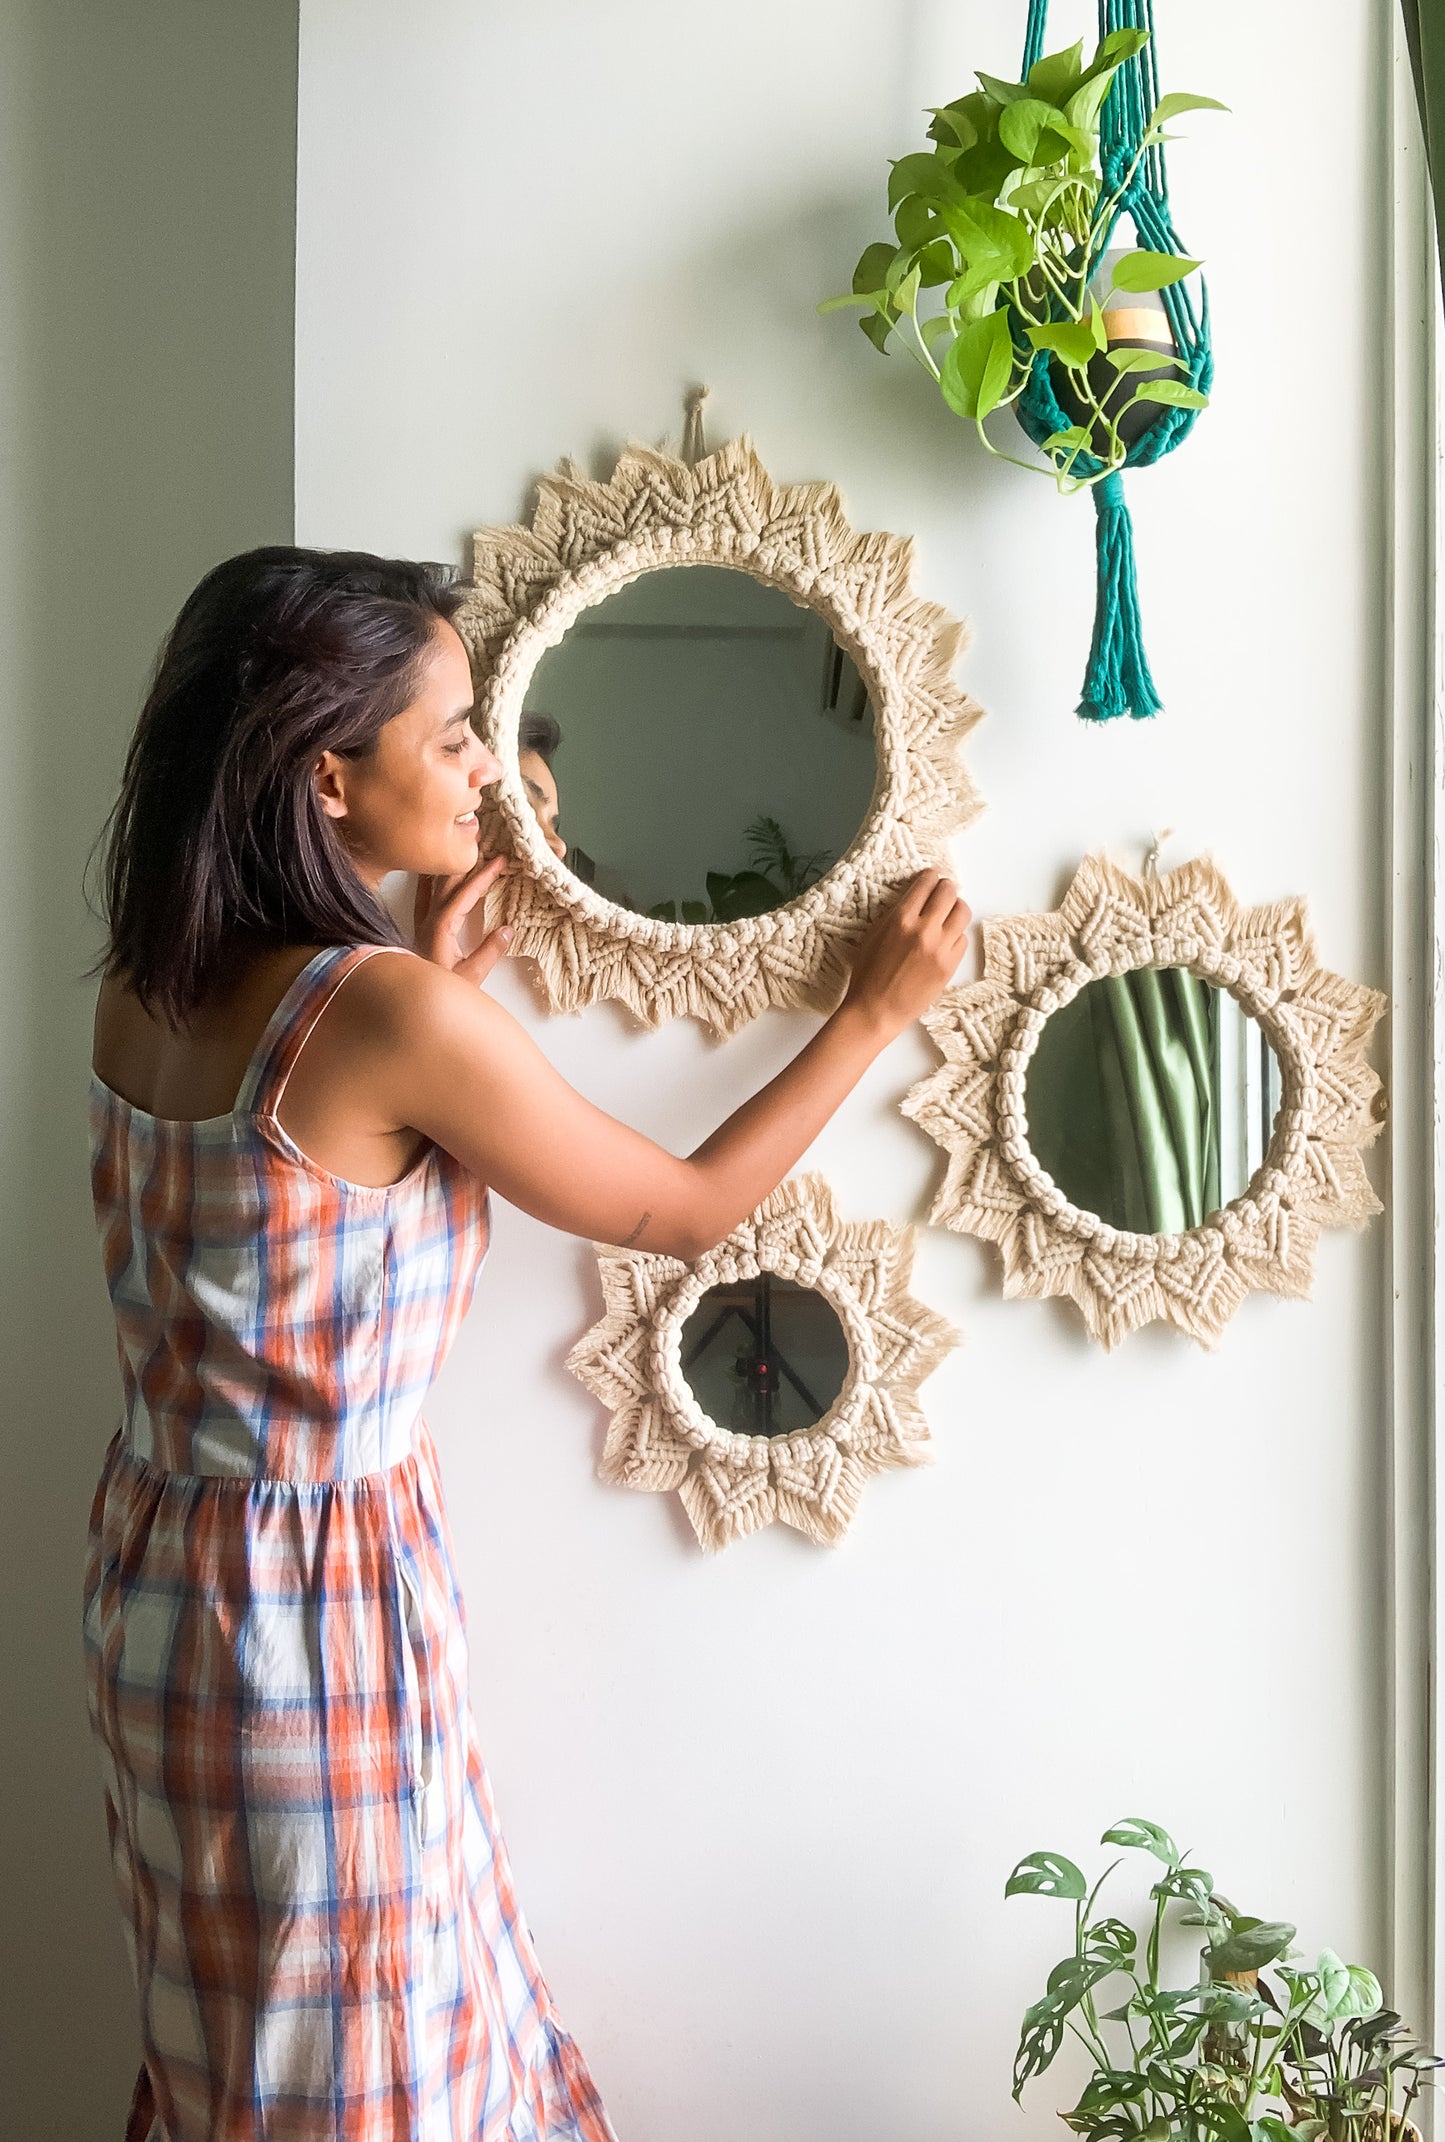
[518,748,566,860]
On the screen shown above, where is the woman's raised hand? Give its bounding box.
[843,870,971,1037]
[413,854,514,987]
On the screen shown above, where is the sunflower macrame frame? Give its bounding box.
[566,1175,960,1551]
[452,437,984,1034]
[902,855,1386,1350]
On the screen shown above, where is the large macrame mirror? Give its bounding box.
[452,437,984,1033]
[566,1176,959,1551]
[902,855,1387,1349]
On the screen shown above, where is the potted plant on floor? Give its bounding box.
[1006,1816,1439,2139]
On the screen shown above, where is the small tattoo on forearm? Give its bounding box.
[621,1211,652,1247]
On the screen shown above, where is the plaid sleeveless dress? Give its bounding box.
[83,945,616,2142]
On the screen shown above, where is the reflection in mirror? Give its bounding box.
[1024,971,1283,1235]
[681,1273,849,1437]
[519,565,876,920]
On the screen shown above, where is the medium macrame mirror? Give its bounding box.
[902,855,1386,1349]
[451,435,983,1033]
[566,1176,959,1550]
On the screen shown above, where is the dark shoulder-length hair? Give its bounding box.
[96,545,464,1024]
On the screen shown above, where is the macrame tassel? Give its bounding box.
[1078,470,1162,722]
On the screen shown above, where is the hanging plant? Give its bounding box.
[822,6,1223,722]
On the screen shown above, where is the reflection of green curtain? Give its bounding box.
[1401,0,1444,281]
[1025,971,1221,1234]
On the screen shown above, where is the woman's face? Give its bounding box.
[519,747,566,860]
[315,620,500,884]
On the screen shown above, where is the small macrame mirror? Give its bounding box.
[451,430,983,1033]
[566,1176,960,1550]
[902,855,1386,1349]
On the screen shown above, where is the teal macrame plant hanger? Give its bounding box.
[1019,0,1212,721]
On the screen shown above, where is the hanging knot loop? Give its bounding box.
[1142,828,1174,881]
[681,385,710,466]
[1101,145,1137,202]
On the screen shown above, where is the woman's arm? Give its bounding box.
[331,863,970,1259]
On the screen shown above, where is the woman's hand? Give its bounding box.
[842,870,972,1038]
[413,853,514,987]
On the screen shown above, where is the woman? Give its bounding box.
[517,711,566,863]
[85,547,971,2141]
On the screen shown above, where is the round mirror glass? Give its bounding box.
[1023,970,1283,1234]
[680,1273,850,1437]
[517,565,876,920]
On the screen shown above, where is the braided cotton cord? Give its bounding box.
[1016,0,1212,721]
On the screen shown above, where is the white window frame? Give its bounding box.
[1384,3,1444,2082]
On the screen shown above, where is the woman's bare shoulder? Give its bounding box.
[324,943,520,1064]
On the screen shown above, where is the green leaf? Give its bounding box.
[998,97,1066,163]
[852,240,897,295]
[1008,177,1062,217]
[1004,1847,1088,1901]
[1109,248,1201,292]
[918,239,956,287]
[892,263,922,316]
[1043,425,1090,454]
[1151,1864,1215,1910]
[1310,1951,1383,2025]
[679,901,708,925]
[1088,1916,1138,1959]
[1012,1996,1064,2098]
[1194,1983,1267,2025]
[858,310,894,353]
[1197,2105,1252,2142]
[1209,1920,1296,1974]
[940,307,1015,421]
[894,195,937,249]
[1026,40,1085,106]
[946,260,1000,310]
[956,136,1024,198]
[1130,380,1209,409]
[976,69,1030,107]
[920,312,954,348]
[1150,91,1229,125]
[817,291,883,313]
[704,870,783,922]
[1026,318,1098,367]
[927,91,992,154]
[927,109,974,154]
[1065,66,1123,136]
[1104,345,1185,373]
[938,198,1034,279]
[888,152,952,211]
[1093,26,1150,66]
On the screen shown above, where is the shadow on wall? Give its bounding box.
[0,5,296,2132]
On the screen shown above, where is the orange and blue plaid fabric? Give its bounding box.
[83,946,617,2142]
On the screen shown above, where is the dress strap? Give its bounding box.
[235,944,403,1120]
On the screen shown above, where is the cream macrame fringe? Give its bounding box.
[452,437,985,1034]
[902,853,1387,1351]
[566,1174,960,1551]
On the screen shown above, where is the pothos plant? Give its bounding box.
[821,31,1222,492]
[645,815,832,925]
[1007,1817,1440,2140]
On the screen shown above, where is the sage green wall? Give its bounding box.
[0,5,298,2131]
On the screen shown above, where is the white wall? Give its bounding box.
[0,6,297,2133]
[301,2,1389,2137]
